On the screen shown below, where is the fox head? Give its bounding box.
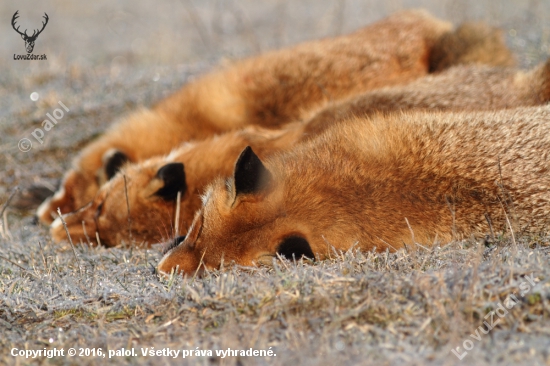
[37,149,131,224]
[50,156,192,247]
[157,146,361,276]
[50,126,304,247]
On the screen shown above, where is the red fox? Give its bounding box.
[37,11,513,225]
[50,57,550,247]
[50,124,306,246]
[157,106,550,275]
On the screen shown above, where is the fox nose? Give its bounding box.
[50,208,98,245]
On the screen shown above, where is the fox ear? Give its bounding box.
[154,163,187,201]
[104,150,130,180]
[234,146,271,196]
[277,236,314,260]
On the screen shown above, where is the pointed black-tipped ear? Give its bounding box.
[104,150,130,180]
[234,146,271,196]
[277,236,314,260]
[154,163,187,201]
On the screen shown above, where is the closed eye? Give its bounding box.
[186,210,204,246]
[94,202,104,220]
[163,235,186,255]
[93,187,112,221]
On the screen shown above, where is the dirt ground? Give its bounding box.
[1,0,550,365]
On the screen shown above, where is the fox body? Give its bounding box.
[50,124,305,246]
[302,58,550,134]
[50,58,550,248]
[37,11,513,224]
[158,106,550,275]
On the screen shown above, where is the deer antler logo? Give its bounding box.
[12,11,49,54]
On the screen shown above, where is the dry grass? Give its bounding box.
[1,229,549,365]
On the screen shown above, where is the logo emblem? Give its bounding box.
[12,11,49,54]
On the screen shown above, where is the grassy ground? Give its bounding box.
[1,234,549,365]
[1,0,550,365]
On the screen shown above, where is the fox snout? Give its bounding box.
[157,237,204,276]
[50,204,99,246]
[37,188,74,225]
[37,170,101,226]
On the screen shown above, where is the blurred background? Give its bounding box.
[1,0,550,210]
[1,0,549,68]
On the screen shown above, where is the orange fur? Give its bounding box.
[301,58,550,132]
[51,58,550,248]
[158,106,550,276]
[38,10,511,224]
[50,124,305,246]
